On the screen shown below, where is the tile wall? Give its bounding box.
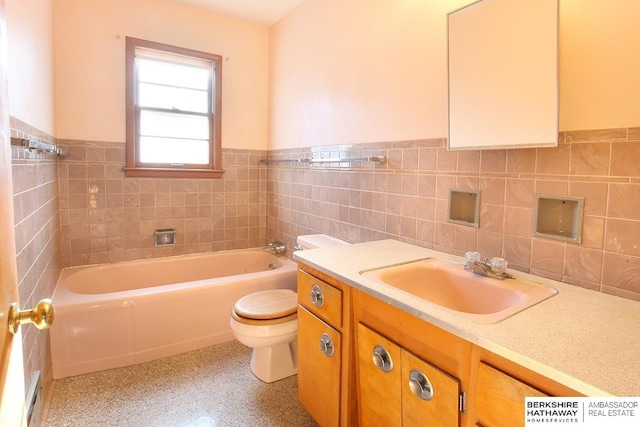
[7,121,640,405]
[266,127,640,302]
[56,140,267,266]
[10,117,62,393]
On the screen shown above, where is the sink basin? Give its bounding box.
[360,258,557,323]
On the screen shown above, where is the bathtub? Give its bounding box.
[50,249,297,379]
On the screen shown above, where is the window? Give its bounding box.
[124,37,223,178]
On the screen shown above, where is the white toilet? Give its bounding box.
[230,234,350,383]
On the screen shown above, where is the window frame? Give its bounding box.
[124,37,223,178]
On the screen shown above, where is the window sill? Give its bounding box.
[122,167,225,179]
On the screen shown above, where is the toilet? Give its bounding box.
[230,234,350,383]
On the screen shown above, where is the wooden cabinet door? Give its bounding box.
[476,362,547,427]
[401,350,460,427]
[298,306,341,427]
[357,323,402,427]
[357,323,461,427]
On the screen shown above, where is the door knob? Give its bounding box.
[319,333,334,357]
[8,298,54,335]
[408,368,434,401]
[372,345,393,372]
[309,285,324,308]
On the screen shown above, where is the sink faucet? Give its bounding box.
[262,241,286,255]
[464,252,513,280]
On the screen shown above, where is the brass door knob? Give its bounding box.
[8,298,54,335]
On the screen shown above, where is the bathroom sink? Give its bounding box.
[360,258,557,323]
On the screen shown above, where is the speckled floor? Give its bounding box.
[45,340,318,427]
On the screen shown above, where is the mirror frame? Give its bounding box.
[447,0,559,150]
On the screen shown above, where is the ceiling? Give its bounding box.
[166,0,305,26]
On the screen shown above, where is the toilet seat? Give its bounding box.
[231,310,297,326]
[232,289,297,326]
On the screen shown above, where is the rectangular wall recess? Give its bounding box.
[155,228,176,247]
[533,194,584,244]
[448,189,480,228]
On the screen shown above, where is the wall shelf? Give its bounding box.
[259,156,386,165]
[10,137,71,157]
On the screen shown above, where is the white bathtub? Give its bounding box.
[50,249,297,379]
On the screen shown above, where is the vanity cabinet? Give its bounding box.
[296,261,581,427]
[357,323,461,426]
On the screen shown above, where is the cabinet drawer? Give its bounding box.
[298,270,342,328]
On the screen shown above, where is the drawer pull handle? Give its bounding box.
[372,345,393,372]
[310,284,324,308]
[319,333,334,357]
[408,369,434,401]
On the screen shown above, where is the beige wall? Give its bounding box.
[6,0,55,135]
[268,0,640,149]
[268,0,469,149]
[560,0,640,130]
[53,0,269,150]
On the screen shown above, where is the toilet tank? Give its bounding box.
[296,234,350,250]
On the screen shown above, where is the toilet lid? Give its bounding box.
[234,289,297,320]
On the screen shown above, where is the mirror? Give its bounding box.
[447,0,558,150]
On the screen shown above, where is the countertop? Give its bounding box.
[293,239,640,397]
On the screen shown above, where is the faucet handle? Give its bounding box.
[464,251,481,268]
[263,241,286,255]
[490,257,508,275]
